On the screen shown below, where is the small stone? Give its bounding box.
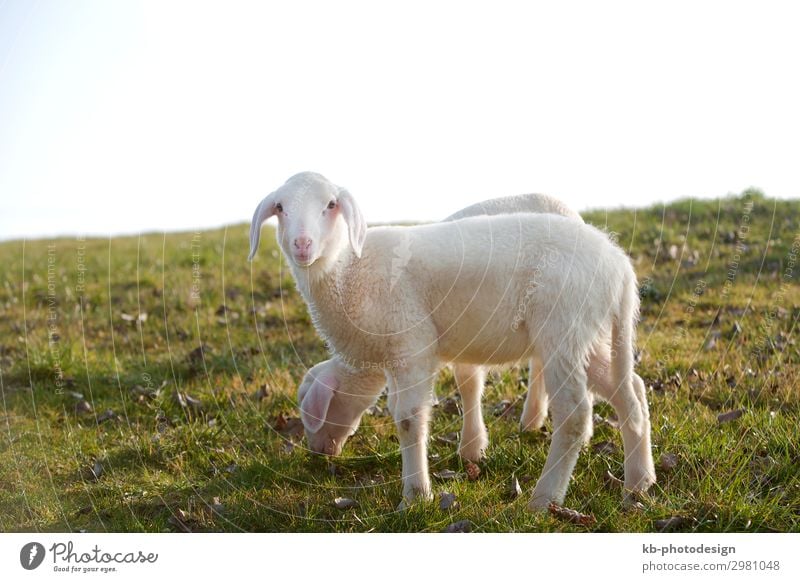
[333,497,358,510]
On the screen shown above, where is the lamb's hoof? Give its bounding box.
[623,487,653,511]
[526,493,556,512]
[519,409,547,433]
[397,489,433,511]
[624,470,657,499]
[458,437,488,463]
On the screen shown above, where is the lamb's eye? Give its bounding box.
[275,203,283,213]
[327,200,336,210]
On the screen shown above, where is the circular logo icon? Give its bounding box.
[20,542,46,570]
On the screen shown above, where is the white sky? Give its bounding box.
[1,0,799,241]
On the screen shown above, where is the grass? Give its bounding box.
[1,189,798,532]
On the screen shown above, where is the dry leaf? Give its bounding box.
[252,384,270,401]
[433,469,464,481]
[548,503,596,527]
[603,470,624,488]
[718,409,745,424]
[174,390,203,412]
[96,409,117,424]
[439,492,458,510]
[507,475,522,500]
[435,432,458,445]
[442,520,473,533]
[168,509,194,532]
[659,453,679,471]
[493,400,512,417]
[438,397,461,415]
[74,399,93,415]
[654,516,697,532]
[592,441,619,455]
[89,460,104,481]
[271,414,305,438]
[465,461,481,481]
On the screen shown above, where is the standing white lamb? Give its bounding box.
[296,193,651,467]
[249,172,656,509]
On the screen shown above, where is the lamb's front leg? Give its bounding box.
[453,364,488,462]
[387,365,437,507]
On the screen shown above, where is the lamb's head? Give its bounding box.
[248,172,367,268]
[298,359,386,456]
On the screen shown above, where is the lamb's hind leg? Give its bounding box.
[520,355,548,432]
[528,354,592,510]
[453,364,488,462]
[587,348,656,498]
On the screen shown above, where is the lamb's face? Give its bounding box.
[271,173,347,268]
[298,360,385,456]
[249,172,367,270]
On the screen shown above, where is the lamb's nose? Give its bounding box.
[294,236,312,250]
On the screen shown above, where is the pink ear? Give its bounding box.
[299,375,338,433]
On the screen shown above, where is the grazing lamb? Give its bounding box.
[249,172,656,509]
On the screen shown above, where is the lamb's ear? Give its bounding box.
[337,188,367,258]
[248,192,279,261]
[299,374,338,433]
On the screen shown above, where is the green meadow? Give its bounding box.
[1,190,798,532]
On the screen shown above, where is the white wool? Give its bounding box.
[250,172,655,509]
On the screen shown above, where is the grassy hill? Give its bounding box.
[1,190,798,532]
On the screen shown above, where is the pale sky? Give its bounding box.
[1,0,799,241]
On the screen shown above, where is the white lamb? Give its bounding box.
[249,172,656,509]
[296,193,650,464]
